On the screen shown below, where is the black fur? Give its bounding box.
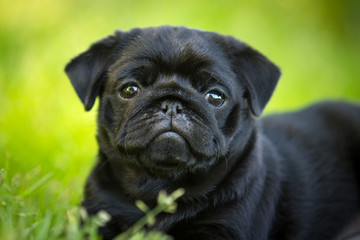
[65,26,360,240]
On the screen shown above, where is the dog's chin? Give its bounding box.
[147,132,190,163]
[137,131,193,178]
[116,131,217,179]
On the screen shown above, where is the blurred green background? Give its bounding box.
[0,0,359,216]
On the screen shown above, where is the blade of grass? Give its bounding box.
[34,210,52,239]
[20,172,52,197]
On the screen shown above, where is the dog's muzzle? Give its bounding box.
[148,131,190,167]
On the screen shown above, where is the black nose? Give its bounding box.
[161,100,183,116]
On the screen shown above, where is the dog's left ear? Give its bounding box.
[223,36,281,117]
[65,31,122,111]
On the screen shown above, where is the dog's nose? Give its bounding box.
[161,100,183,116]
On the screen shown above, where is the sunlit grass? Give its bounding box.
[0,168,183,239]
[0,168,85,239]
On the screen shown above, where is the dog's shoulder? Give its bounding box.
[261,101,360,137]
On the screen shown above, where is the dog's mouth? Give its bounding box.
[117,130,195,176]
[146,131,192,166]
[116,126,219,177]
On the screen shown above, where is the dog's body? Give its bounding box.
[65,26,360,239]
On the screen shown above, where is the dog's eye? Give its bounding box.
[120,85,140,99]
[205,91,225,107]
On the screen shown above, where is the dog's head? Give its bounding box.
[65,26,280,180]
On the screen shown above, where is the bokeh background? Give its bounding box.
[0,0,359,219]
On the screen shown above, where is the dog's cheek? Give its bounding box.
[219,104,242,137]
[97,125,111,147]
[98,98,121,142]
[101,98,116,127]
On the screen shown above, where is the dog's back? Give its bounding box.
[262,101,360,239]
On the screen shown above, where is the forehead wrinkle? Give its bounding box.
[116,47,214,79]
[125,28,220,66]
[109,27,237,88]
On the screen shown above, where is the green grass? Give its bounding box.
[0,168,183,239]
[0,0,359,239]
[0,168,99,239]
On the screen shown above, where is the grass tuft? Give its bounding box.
[0,168,181,240]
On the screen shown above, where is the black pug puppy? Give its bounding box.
[65,26,360,240]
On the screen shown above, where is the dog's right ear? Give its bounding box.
[65,31,122,111]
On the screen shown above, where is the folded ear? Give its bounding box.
[223,36,281,117]
[65,31,122,111]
